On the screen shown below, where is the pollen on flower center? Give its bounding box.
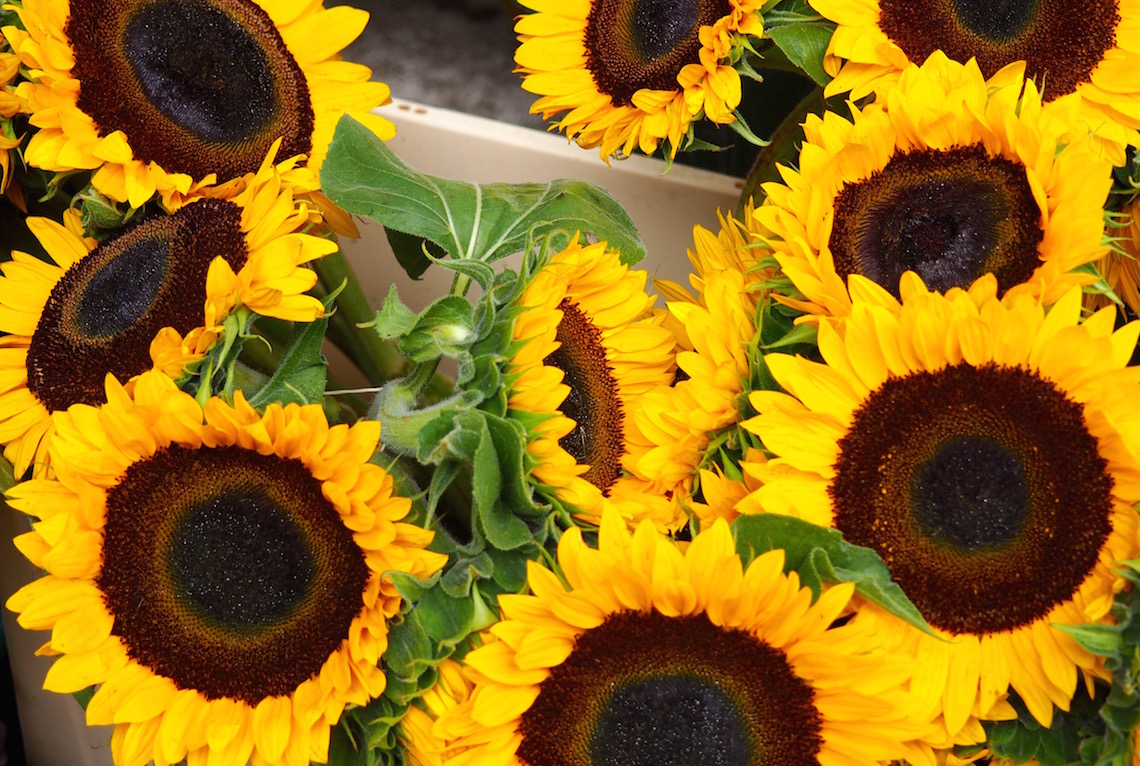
[99,444,370,703]
[518,611,823,766]
[583,0,731,106]
[25,200,248,413]
[830,363,1113,635]
[829,145,1042,298]
[953,0,1038,40]
[911,435,1030,551]
[876,0,1120,98]
[67,0,315,181]
[167,488,317,630]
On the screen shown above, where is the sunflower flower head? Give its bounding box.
[0,163,333,478]
[514,0,764,161]
[429,507,929,766]
[6,370,447,766]
[628,208,775,518]
[507,235,678,528]
[755,52,1113,321]
[740,275,1140,742]
[810,0,1140,163]
[2,0,396,209]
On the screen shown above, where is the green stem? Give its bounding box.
[738,85,825,212]
[403,362,440,402]
[313,250,408,385]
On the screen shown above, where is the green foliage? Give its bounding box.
[384,228,444,280]
[732,514,933,635]
[247,289,340,409]
[978,560,1140,765]
[182,307,259,406]
[983,687,1107,766]
[766,22,834,86]
[320,116,646,276]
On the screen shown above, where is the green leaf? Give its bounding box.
[388,569,442,604]
[485,412,545,517]
[416,408,482,464]
[767,22,835,86]
[73,686,95,710]
[384,612,435,683]
[985,686,1104,766]
[440,553,496,597]
[761,321,817,351]
[470,416,533,550]
[1053,623,1123,657]
[322,116,646,266]
[327,723,372,766]
[471,416,502,517]
[426,459,463,518]
[416,585,477,646]
[486,546,529,592]
[425,250,497,292]
[731,514,933,635]
[372,284,418,340]
[248,290,338,409]
[384,227,444,280]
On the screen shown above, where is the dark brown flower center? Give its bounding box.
[830,363,1113,635]
[26,200,247,413]
[829,145,1043,298]
[68,0,314,182]
[518,611,822,766]
[584,0,731,107]
[549,298,624,494]
[98,445,370,703]
[877,0,1119,101]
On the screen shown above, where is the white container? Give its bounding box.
[2,100,741,764]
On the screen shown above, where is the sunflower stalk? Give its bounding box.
[312,249,409,385]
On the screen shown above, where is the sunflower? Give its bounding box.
[399,659,476,766]
[739,274,1140,740]
[429,508,928,766]
[507,236,677,527]
[0,157,334,477]
[755,53,1113,323]
[6,370,447,766]
[2,0,395,209]
[810,0,1140,164]
[514,0,764,161]
[627,209,770,518]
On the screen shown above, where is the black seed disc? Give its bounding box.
[549,298,625,494]
[26,199,247,413]
[98,445,370,703]
[912,435,1030,550]
[877,0,1119,100]
[584,0,731,107]
[830,363,1113,635]
[829,145,1043,299]
[68,0,314,182]
[517,611,822,766]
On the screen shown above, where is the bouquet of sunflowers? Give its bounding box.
[3,0,1140,764]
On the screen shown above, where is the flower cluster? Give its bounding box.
[3,0,1140,765]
